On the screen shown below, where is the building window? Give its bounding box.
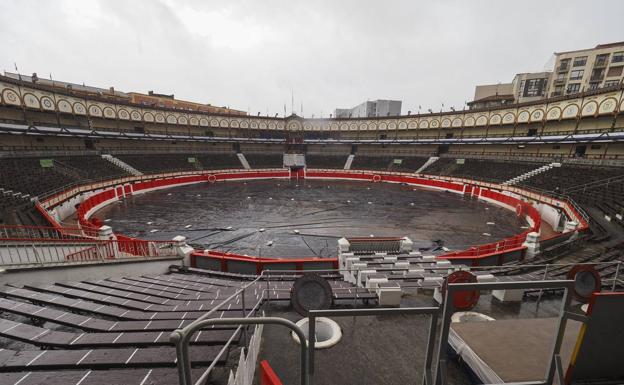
[553,85,564,96]
[607,66,623,77]
[556,73,566,80]
[595,53,610,66]
[559,59,571,71]
[590,144,602,150]
[569,69,584,80]
[612,51,624,63]
[566,83,581,94]
[588,83,600,90]
[523,78,547,97]
[552,145,561,149]
[604,80,621,87]
[573,56,587,67]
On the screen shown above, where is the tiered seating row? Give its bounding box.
[424,158,545,182]
[351,155,430,172]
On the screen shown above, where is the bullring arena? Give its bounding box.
[1,72,624,385]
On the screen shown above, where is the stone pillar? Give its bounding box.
[563,220,579,241]
[522,231,540,258]
[97,225,116,241]
[400,237,413,252]
[337,237,350,253]
[98,225,119,259]
[172,235,195,266]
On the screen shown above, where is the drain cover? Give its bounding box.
[290,273,333,316]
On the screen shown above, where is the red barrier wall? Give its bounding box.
[51,168,583,269]
[260,360,283,385]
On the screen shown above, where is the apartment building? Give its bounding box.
[550,42,624,97]
[334,99,402,118]
[512,72,552,103]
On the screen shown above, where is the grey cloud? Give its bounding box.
[1,0,623,116]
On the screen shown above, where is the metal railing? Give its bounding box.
[169,272,268,385]
[436,279,576,385]
[0,238,179,267]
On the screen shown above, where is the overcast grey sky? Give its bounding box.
[1,0,623,117]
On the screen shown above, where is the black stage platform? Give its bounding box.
[97,179,525,258]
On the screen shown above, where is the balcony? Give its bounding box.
[557,64,570,72]
[553,78,566,85]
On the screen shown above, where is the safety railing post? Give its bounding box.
[308,314,316,385]
[612,261,621,292]
[241,287,248,347]
[537,264,549,306]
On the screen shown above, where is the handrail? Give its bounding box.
[564,174,624,193]
[170,316,308,385]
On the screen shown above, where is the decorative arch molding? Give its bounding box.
[130,110,142,121]
[598,97,618,115]
[166,114,178,124]
[103,107,117,119]
[288,120,302,131]
[88,104,103,117]
[581,101,598,117]
[502,112,515,124]
[464,116,475,127]
[530,109,544,122]
[41,96,55,111]
[451,118,463,127]
[154,113,165,123]
[22,93,40,109]
[489,114,501,125]
[517,110,530,123]
[562,104,579,119]
[143,112,155,122]
[73,102,87,115]
[547,107,562,121]
[441,118,451,128]
[475,115,488,126]
[178,115,188,125]
[2,88,21,105]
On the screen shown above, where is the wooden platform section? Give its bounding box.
[450,318,581,383]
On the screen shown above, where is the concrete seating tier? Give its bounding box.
[351,155,430,172]
[424,158,546,182]
[244,153,284,168]
[305,154,348,169]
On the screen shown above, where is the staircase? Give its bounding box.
[237,153,251,170]
[344,154,355,170]
[415,156,439,174]
[503,162,561,185]
[101,154,143,176]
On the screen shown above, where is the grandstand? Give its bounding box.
[1,72,624,385]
